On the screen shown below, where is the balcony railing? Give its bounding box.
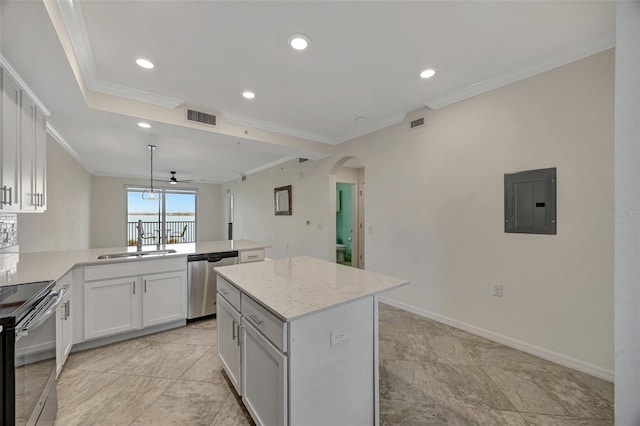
[127,221,196,246]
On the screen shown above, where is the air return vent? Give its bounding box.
[409,117,425,130]
[186,108,217,126]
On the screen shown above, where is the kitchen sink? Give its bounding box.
[97,249,177,260]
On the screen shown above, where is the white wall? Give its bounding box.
[91,176,223,248]
[614,2,640,424]
[222,50,614,378]
[17,134,92,252]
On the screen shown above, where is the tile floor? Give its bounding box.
[54,304,613,425]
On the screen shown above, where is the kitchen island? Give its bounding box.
[215,256,408,426]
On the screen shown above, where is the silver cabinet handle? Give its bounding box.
[248,314,263,326]
[133,281,136,294]
[144,280,147,293]
[66,300,71,319]
[237,324,241,347]
[248,255,258,259]
[219,288,229,295]
[0,186,12,206]
[232,319,237,340]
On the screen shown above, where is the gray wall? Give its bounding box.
[17,134,92,252]
[614,2,640,424]
[90,176,223,248]
[222,50,615,378]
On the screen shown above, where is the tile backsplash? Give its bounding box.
[0,214,17,249]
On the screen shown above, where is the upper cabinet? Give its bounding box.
[0,61,48,213]
[1,71,21,211]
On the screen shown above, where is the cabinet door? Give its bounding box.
[142,271,186,327]
[217,294,242,395]
[33,108,46,210]
[1,70,21,210]
[242,319,287,426]
[56,288,72,376]
[84,277,141,340]
[20,94,36,211]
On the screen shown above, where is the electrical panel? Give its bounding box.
[504,167,556,235]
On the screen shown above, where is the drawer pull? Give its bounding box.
[248,314,264,326]
[248,255,258,259]
[219,288,229,295]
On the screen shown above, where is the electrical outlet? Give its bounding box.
[330,328,347,346]
[492,283,503,297]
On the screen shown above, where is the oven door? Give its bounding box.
[14,289,63,426]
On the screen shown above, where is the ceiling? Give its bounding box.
[0,1,615,183]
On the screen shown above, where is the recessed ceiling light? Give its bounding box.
[420,67,437,79]
[137,122,151,128]
[355,116,367,122]
[288,33,310,51]
[135,58,155,69]
[242,91,256,99]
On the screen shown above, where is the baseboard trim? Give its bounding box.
[71,320,186,353]
[378,296,613,382]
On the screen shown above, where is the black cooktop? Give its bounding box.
[0,281,54,325]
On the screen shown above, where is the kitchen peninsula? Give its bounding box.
[215,256,408,426]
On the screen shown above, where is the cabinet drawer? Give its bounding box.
[217,276,240,311]
[85,257,186,281]
[241,294,287,353]
[240,249,264,263]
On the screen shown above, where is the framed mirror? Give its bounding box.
[274,185,292,215]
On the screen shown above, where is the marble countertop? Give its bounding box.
[215,256,408,321]
[0,240,269,287]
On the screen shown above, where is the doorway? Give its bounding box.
[330,157,365,269]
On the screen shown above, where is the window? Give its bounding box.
[126,187,197,246]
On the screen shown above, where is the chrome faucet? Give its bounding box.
[136,220,144,251]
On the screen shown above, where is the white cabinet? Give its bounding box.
[239,249,265,263]
[217,295,242,394]
[20,94,36,211]
[33,108,47,210]
[20,99,46,211]
[56,287,73,376]
[80,258,187,342]
[0,63,47,212]
[55,271,73,376]
[242,320,288,426]
[1,70,20,210]
[142,272,186,327]
[84,277,141,340]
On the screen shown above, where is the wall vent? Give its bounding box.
[409,117,425,130]
[186,108,216,126]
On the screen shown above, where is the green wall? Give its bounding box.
[336,183,353,257]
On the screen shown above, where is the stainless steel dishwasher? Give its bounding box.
[187,251,238,320]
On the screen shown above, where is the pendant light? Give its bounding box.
[142,144,160,200]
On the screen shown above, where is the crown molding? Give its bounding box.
[55,0,184,109]
[426,33,615,110]
[333,112,406,144]
[91,80,184,109]
[223,111,334,144]
[0,54,51,116]
[243,157,297,178]
[46,122,92,173]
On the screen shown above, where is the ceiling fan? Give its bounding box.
[160,171,194,185]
